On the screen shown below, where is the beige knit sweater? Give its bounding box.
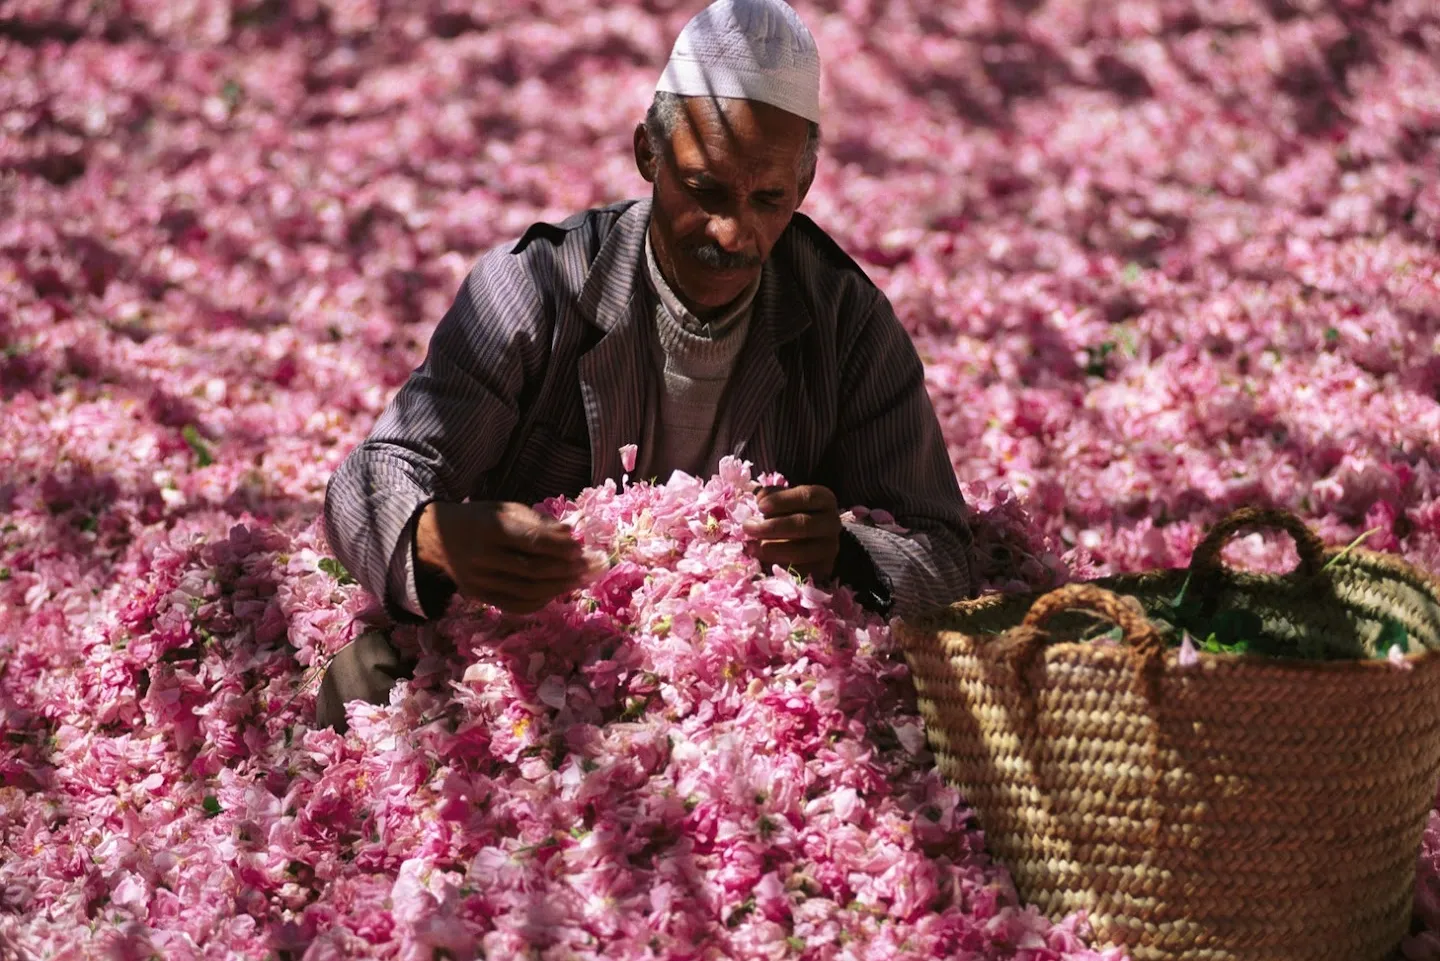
[635,230,760,480]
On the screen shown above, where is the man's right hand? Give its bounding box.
[415,501,596,614]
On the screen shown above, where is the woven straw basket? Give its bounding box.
[896,508,1440,961]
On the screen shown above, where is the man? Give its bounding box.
[318,0,976,730]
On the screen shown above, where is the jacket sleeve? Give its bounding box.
[823,292,977,619]
[323,251,547,622]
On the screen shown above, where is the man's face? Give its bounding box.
[635,96,812,314]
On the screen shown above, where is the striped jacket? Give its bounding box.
[323,199,976,621]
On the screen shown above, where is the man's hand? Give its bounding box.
[742,485,842,579]
[415,501,595,614]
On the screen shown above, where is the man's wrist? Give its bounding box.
[410,501,457,618]
[414,501,450,580]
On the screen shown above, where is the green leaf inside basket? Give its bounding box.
[1199,632,1249,656]
[1207,609,1264,651]
[1378,618,1409,654]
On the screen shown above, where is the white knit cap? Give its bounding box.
[655,0,822,124]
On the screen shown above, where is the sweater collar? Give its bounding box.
[643,225,761,339]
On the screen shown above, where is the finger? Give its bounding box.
[463,585,562,615]
[466,548,592,580]
[743,510,842,541]
[456,569,586,605]
[757,485,837,516]
[473,590,549,615]
[753,538,839,572]
[494,594,551,615]
[493,509,584,558]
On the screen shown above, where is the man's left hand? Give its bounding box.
[743,485,842,579]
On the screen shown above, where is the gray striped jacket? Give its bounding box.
[323,199,976,621]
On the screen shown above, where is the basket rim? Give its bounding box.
[896,627,1440,673]
[894,545,1440,673]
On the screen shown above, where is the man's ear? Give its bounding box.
[634,123,658,184]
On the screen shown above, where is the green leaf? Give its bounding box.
[1210,609,1264,649]
[1170,571,1193,611]
[182,425,213,468]
[0,568,10,581]
[1198,632,1251,655]
[317,557,355,585]
[726,897,756,928]
[513,835,560,859]
[1321,527,1382,572]
[620,695,649,721]
[1082,621,1124,643]
[1378,618,1409,654]
[1084,341,1117,377]
[1162,572,1206,636]
[787,936,806,952]
[1324,327,1340,343]
[202,795,222,817]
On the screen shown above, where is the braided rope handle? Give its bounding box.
[1190,507,1328,579]
[1020,583,1167,659]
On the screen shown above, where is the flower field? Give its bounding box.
[1,0,1438,958]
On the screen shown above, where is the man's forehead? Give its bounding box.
[668,103,807,180]
[672,96,808,145]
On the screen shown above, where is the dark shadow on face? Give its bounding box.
[636,95,811,318]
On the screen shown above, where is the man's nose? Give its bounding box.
[706,210,755,254]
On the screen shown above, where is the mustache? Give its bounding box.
[689,244,761,270]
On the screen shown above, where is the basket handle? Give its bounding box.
[1012,585,1172,848]
[1189,507,1328,579]
[1020,583,1166,659]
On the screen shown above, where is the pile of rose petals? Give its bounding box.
[0,457,1113,959]
[1,0,1438,958]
